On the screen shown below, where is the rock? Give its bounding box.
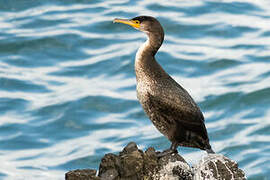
[98,142,190,179]
[193,154,246,180]
[153,160,192,180]
[154,151,192,180]
[65,142,246,180]
[65,169,100,180]
[98,153,121,179]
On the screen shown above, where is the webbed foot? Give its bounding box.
[156,142,178,158]
[156,148,178,157]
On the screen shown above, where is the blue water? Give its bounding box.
[0,0,269,179]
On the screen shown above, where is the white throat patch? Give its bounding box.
[135,38,150,62]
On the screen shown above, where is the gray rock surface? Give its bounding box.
[65,169,100,180]
[65,142,246,180]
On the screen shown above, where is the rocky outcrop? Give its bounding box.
[194,153,246,179]
[65,142,246,180]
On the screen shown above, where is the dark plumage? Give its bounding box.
[114,16,214,155]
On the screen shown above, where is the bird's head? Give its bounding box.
[113,16,163,34]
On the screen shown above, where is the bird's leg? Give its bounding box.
[156,142,178,157]
[170,141,178,152]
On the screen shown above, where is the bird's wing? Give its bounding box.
[147,91,209,141]
[147,87,205,126]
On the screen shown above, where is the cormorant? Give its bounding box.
[113,16,214,155]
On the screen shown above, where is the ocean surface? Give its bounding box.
[0,0,269,179]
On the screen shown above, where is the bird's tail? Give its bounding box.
[206,148,215,154]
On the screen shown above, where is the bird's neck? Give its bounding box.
[136,32,164,61]
[135,32,164,81]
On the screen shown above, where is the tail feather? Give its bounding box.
[206,148,215,154]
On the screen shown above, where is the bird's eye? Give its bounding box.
[134,20,140,24]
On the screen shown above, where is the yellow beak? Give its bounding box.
[113,18,140,28]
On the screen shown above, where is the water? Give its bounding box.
[0,0,269,179]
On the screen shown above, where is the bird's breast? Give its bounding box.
[136,79,152,103]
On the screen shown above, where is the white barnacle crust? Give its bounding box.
[153,161,192,180]
[193,154,246,180]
